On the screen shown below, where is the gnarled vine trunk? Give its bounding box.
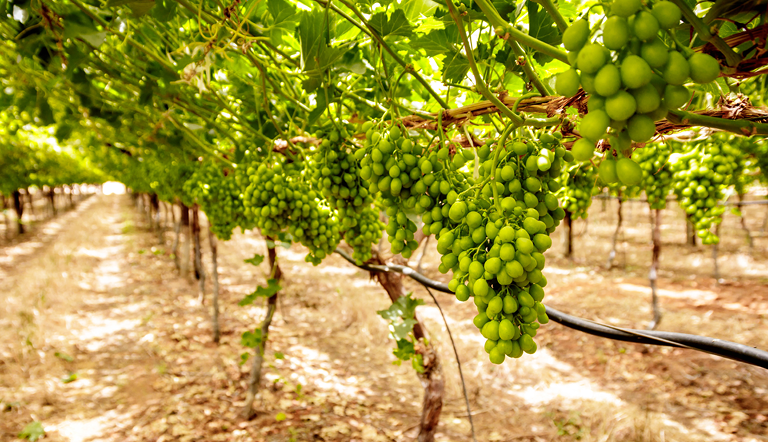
[685,213,697,246]
[180,202,191,275]
[208,225,221,343]
[648,209,662,330]
[243,240,282,419]
[12,190,24,234]
[373,253,444,442]
[192,205,206,304]
[171,203,182,271]
[563,210,573,258]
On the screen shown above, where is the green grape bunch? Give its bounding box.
[669,133,741,244]
[242,153,342,264]
[311,127,383,263]
[359,121,471,259]
[633,142,673,209]
[557,161,598,219]
[556,0,721,184]
[438,133,572,364]
[184,160,245,240]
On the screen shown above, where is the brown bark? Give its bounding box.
[180,202,191,275]
[12,190,24,234]
[244,240,283,419]
[150,194,161,235]
[649,209,662,330]
[47,188,56,217]
[2,196,9,240]
[26,189,35,221]
[372,253,444,442]
[564,210,573,259]
[171,203,182,271]
[209,225,221,343]
[607,195,623,269]
[685,214,697,246]
[192,205,206,304]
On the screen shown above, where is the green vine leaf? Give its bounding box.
[526,0,562,65]
[441,50,470,83]
[239,279,281,306]
[369,9,416,38]
[244,253,265,266]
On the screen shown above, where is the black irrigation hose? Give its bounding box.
[335,249,768,370]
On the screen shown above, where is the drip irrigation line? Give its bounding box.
[335,249,768,370]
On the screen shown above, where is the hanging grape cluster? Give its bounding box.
[311,128,383,263]
[439,133,571,364]
[557,0,721,183]
[557,161,598,219]
[184,160,245,240]
[633,142,673,209]
[669,134,740,244]
[242,153,341,264]
[359,122,470,259]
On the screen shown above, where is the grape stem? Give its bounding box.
[490,122,518,213]
[666,0,742,67]
[666,109,768,136]
[473,0,570,64]
[444,0,525,126]
[532,0,568,32]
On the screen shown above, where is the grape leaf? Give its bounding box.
[239,279,281,305]
[105,0,155,17]
[369,9,415,37]
[526,0,562,65]
[410,26,459,57]
[241,329,263,348]
[244,253,265,266]
[18,422,45,441]
[400,0,441,21]
[441,50,470,83]
[377,293,424,320]
[393,339,415,360]
[299,10,346,73]
[151,0,177,22]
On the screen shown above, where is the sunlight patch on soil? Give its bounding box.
[618,283,718,303]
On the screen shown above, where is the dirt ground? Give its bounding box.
[1,193,767,442]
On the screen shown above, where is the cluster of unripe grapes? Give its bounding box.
[633,142,673,209]
[343,206,384,263]
[311,128,383,262]
[557,162,597,219]
[312,129,375,223]
[359,122,470,258]
[669,135,739,244]
[558,0,721,186]
[242,155,341,264]
[438,134,571,364]
[184,161,244,240]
